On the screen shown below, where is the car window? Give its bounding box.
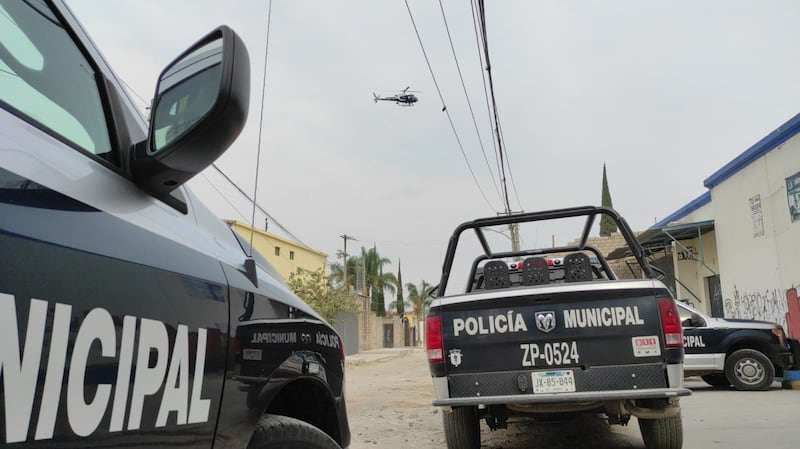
[677,302,706,327]
[0,0,112,157]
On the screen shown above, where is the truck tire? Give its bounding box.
[724,349,774,391]
[700,373,731,388]
[247,414,341,449]
[443,406,480,449]
[638,412,683,449]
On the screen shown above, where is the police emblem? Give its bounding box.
[448,349,463,367]
[535,311,556,332]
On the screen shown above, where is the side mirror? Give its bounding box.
[132,26,250,207]
[682,312,704,328]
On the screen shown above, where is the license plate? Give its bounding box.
[532,370,576,393]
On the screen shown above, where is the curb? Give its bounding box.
[345,349,414,367]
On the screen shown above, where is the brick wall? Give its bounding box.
[563,232,643,280]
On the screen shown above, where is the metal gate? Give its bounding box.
[333,312,359,356]
[706,275,724,317]
[383,323,394,348]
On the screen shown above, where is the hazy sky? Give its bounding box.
[66,1,800,294]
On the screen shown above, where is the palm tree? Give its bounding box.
[388,298,411,314]
[329,256,360,290]
[406,280,434,323]
[359,245,396,316]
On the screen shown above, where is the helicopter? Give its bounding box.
[372,87,420,106]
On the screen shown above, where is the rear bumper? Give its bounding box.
[432,387,691,407]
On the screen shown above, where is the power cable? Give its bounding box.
[404,0,499,214]
[476,0,517,214]
[470,0,503,199]
[199,173,251,222]
[494,109,523,210]
[117,77,150,110]
[210,163,307,246]
[248,0,273,257]
[438,0,503,206]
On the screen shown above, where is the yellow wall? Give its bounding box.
[227,221,327,282]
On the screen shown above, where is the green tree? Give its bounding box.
[394,259,405,316]
[328,256,360,290]
[600,163,618,236]
[288,267,359,324]
[358,245,396,316]
[406,280,434,323]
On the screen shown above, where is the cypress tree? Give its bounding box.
[372,266,386,317]
[395,260,404,317]
[600,164,618,236]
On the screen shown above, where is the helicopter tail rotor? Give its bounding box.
[373,92,379,103]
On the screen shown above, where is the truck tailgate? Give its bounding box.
[439,285,671,398]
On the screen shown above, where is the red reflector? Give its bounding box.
[426,315,443,362]
[547,259,553,266]
[657,298,683,348]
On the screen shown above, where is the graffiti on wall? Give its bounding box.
[676,245,696,261]
[724,285,789,328]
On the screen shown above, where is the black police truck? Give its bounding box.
[427,207,690,449]
[0,1,349,448]
[678,301,796,390]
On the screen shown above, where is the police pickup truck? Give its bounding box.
[427,207,691,449]
[0,1,349,448]
[678,301,796,390]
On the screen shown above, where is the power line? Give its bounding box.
[210,163,307,246]
[475,0,519,214]
[494,108,523,210]
[403,0,499,214]
[117,78,150,110]
[438,0,503,206]
[470,0,503,201]
[199,173,250,222]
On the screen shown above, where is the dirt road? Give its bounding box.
[344,348,800,449]
[345,349,445,448]
[344,349,644,449]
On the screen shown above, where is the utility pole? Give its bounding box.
[509,222,520,253]
[497,211,522,257]
[340,234,357,289]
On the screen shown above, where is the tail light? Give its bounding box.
[426,315,443,362]
[657,298,683,347]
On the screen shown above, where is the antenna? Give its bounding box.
[245,0,274,287]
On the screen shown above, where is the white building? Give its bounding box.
[640,112,800,337]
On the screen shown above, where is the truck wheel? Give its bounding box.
[639,412,683,449]
[247,414,341,449]
[700,373,730,388]
[443,406,480,449]
[724,349,774,391]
